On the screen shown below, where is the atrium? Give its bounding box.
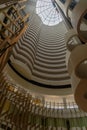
[0,0,87,130]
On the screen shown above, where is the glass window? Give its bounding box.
[59,0,66,4]
[69,0,80,10]
[36,0,63,26]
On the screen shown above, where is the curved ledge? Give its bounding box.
[68,44,87,77]
[65,29,79,51]
[71,0,87,42]
[71,71,87,112]
[8,60,71,89]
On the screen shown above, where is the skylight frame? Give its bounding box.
[36,0,63,26]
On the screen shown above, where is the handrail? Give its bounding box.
[0,72,87,129]
[0,3,29,73]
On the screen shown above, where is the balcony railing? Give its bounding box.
[0,1,29,73]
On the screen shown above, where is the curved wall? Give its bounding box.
[31,22,70,85]
[10,18,71,86]
[0,72,87,130]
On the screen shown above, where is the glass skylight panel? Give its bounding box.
[36,0,63,26]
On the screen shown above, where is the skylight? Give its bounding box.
[36,0,63,26]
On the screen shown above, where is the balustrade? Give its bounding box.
[0,0,29,73]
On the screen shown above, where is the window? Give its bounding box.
[69,0,80,10]
[36,0,63,26]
